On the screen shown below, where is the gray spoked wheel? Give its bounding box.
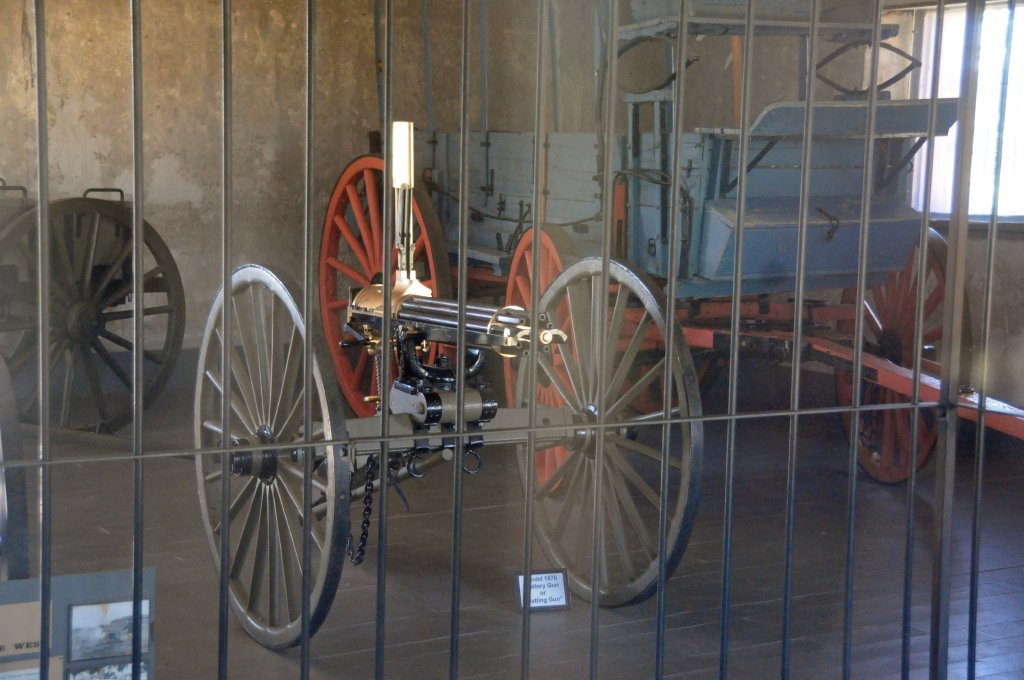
[194,264,350,649]
[0,198,186,432]
[0,357,29,580]
[515,258,703,606]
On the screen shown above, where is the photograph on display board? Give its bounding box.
[68,601,149,662]
[66,662,147,680]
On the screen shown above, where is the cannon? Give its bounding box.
[194,124,703,648]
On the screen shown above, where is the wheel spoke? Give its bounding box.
[564,279,594,400]
[102,305,174,321]
[203,367,259,435]
[606,433,681,470]
[80,345,113,422]
[218,477,258,541]
[245,488,270,613]
[333,214,373,277]
[607,357,666,419]
[602,469,641,581]
[278,460,329,497]
[214,327,262,430]
[345,184,378,268]
[549,455,588,543]
[98,265,162,311]
[266,488,283,627]
[604,448,657,560]
[97,329,165,365]
[271,487,304,622]
[535,448,582,499]
[270,325,301,432]
[81,213,101,296]
[58,345,76,427]
[605,311,652,404]
[327,257,370,288]
[234,292,267,422]
[605,444,661,509]
[276,473,325,553]
[605,284,630,382]
[363,169,383,264]
[90,338,132,389]
[91,238,132,304]
[536,352,582,411]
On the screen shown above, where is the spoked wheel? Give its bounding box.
[503,226,577,487]
[194,265,350,649]
[0,198,185,432]
[834,228,969,483]
[319,155,453,416]
[0,357,29,580]
[514,259,703,606]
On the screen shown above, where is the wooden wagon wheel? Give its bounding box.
[319,155,453,417]
[503,226,577,487]
[834,228,970,483]
[194,264,351,649]
[514,258,703,606]
[0,198,185,433]
[0,357,29,581]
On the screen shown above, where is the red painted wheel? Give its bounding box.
[834,228,969,483]
[503,227,577,487]
[319,155,452,416]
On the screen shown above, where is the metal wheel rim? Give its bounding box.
[0,198,185,432]
[834,228,966,483]
[515,258,703,606]
[194,264,349,648]
[319,154,453,416]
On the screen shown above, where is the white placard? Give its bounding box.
[516,570,571,611]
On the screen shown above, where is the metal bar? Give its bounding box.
[449,2,472,676]
[903,2,948,676]
[128,0,145,676]
[932,1,985,676]
[723,138,779,193]
[719,2,756,677]
[590,0,619,675]
[376,1,396,676]
[300,0,317,675]
[216,0,234,675]
[374,0,385,131]
[520,0,550,673]
[843,3,885,675]
[876,136,928,192]
[421,0,435,132]
[480,0,490,207]
[656,1,691,675]
[968,5,1015,678]
[32,0,53,677]
[781,1,820,676]
[548,1,560,132]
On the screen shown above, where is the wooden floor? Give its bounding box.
[23,355,1024,679]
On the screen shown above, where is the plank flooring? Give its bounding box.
[15,354,1024,679]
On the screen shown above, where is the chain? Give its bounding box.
[346,454,376,566]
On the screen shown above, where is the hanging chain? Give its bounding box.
[346,453,376,566]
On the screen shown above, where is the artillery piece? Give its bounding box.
[194,124,703,648]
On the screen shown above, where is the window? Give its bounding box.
[912,4,1023,217]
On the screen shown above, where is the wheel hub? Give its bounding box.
[66,301,104,343]
[231,425,279,481]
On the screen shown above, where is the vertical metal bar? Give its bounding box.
[300,0,317,676]
[128,0,146,677]
[374,0,385,131]
[32,1,52,677]
[216,0,234,676]
[547,1,560,132]
[520,0,550,675]
[590,0,619,675]
[781,2,819,676]
[843,2,884,676]
[480,0,491,207]
[931,1,985,676]
[421,0,436,132]
[719,2,755,677]
[449,2,471,677]
[656,2,690,675]
[903,3,948,677]
[967,5,1014,679]
[376,2,395,677]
